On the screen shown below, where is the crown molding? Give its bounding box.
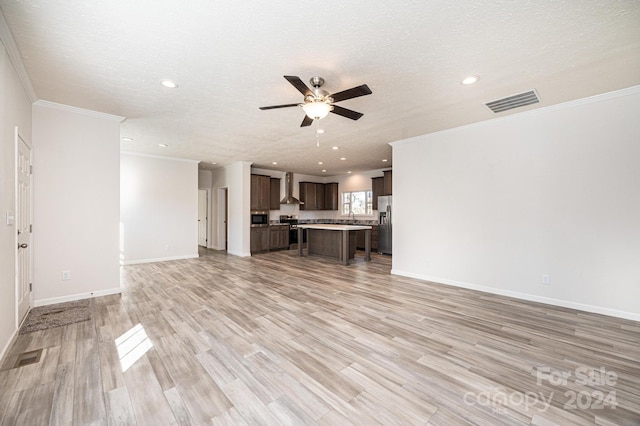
[120,151,200,163]
[34,100,125,122]
[0,10,38,102]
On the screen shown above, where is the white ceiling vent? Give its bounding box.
[485,90,540,113]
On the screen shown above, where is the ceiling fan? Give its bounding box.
[259,76,372,127]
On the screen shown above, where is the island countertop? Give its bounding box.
[297,224,372,231]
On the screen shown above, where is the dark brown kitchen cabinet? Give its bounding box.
[299,182,317,210]
[371,177,384,210]
[250,226,269,253]
[315,184,325,210]
[251,174,270,211]
[372,171,392,210]
[269,178,281,210]
[299,182,338,210]
[383,170,393,196]
[269,224,289,250]
[356,225,379,251]
[324,182,339,210]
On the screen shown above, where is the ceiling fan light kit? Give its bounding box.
[302,100,332,120]
[259,76,372,127]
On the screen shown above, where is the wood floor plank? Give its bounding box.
[49,361,75,426]
[105,386,136,426]
[73,337,107,425]
[121,350,177,426]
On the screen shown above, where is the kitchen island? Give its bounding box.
[297,224,372,265]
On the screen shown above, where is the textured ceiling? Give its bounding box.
[1,0,639,175]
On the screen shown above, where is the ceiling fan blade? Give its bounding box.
[259,103,300,110]
[330,105,364,120]
[284,76,312,97]
[330,84,372,103]
[301,115,314,127]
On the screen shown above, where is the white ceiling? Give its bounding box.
[1,1,639,175]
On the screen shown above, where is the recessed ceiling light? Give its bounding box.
[322,169,327,173]
[159,143,168,147]
[272,162,278,165]
[347,171,352,174]
[332,146,339,150]
[161,79,178,88]
[382,159,388,162]
[340,157,346,161]
[121,137,134,142]
[316,129,325,134]
[462,75,480,85]
[318,161,323,165]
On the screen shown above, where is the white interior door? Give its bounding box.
[198,189,208,247]
[16,129,32,325]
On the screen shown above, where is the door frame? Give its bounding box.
[198,189,209,247]
[15,127,33,327]
[215,187,228,251]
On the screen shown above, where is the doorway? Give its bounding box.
[16,127,32,325]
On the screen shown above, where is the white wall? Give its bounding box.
[198,169,212,189]
[120,152,199,264]
[32,101,122,305]
[391,86,640,321]
[211,161,252,256]
[0,40,33,358]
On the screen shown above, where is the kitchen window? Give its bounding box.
[342,190,373,215]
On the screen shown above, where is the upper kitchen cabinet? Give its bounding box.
[251,174,270,211]
[371,177,384,210]
[324,183,339,210]
[269,178,281,210]
[299,182,338,210]
[371,170,392,210]
[299,182,317,210]
[383,170,393,196]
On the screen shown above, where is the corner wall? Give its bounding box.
[120,152,199,264]
[32,101,122,305]
[391,86,640,321]
[211,161,251,256]
[0,40,33,358]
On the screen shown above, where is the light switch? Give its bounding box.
[6,212,15,226]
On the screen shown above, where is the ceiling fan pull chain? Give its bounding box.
[315,120,320,147]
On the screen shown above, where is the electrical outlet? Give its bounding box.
[542,274,550,285]
[62,270,71,281]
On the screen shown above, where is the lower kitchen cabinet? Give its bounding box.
[356,225,378,251]
[269,225,289,250]
[250,226,270,253]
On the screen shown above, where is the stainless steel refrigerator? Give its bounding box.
[378,196,392,254]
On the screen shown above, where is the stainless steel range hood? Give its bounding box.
[280,172,303,205]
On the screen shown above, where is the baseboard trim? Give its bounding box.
[0,328,19,364]
[390,269,640,322]
[121,254,198,265]
[227,250,251,257]
[34,287,123,307]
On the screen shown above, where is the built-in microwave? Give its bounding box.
[251,212,269,226]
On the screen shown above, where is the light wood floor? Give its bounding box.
[1,248,639,425]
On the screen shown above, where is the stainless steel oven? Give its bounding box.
[280,217,305,245]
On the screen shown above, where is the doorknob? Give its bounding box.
[18,243,28,249]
